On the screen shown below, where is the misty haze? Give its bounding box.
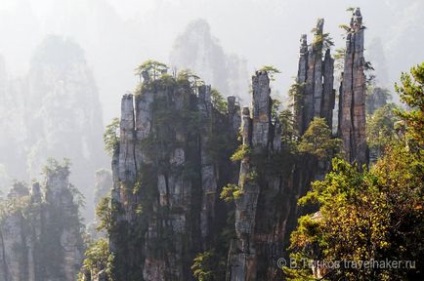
[0,1,423,280]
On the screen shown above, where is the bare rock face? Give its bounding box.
[294,34,309,134]
[0,162,84,281]
[322,49,335,128]
[0,196,29,281]
[252,71,271,147]
[117,94,137,186]
[109,77,238,281]
[105,11,369,281]
[295,19,335,135]
[107,70,322,281]
[338,8,367,165]
[228,71,295,281]
[43,164,84,281]
[228,96,242,133]
[229,106,260,280]
[309,19,324,119]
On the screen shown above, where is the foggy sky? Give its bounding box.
[1,0,423,123]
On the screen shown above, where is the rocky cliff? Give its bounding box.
[88,8,368,281]
[108,73,239,280]
[103,69,320,281]
[338,8,368,165]
[228,71,285,280]
[0,160,84,281]
[294,19,335,135]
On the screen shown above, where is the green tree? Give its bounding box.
[79,238,112,281]
[177,69,204,87]
[259,65,281,81]
[219,184,243,202]
[311,22,334,51]
[395,62,424,150]
[96,195,112,232]
[366,103,400,159]
[286,150,424,280]
[285,63,424,281]
[298,117,341,161]
[135,60,168,81]
[279,109,298,148]
[191,250,225,281]
[103,117,120,156]
[211,88,227,114]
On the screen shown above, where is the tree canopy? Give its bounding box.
[285,63,424,281]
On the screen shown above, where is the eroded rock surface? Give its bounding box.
[0,162,84,281]
[338,8,368,165]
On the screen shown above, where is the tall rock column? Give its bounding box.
[228,96,241,133]
[339,8,367,165]
[251,71,271,147]
[43,163,84,281]
[322,49,335,128]
[294,19,335,135]
[311,19,324,118]
[229,105,259,281]
[294,34,308,134]
[109,77,239,281]
[117,94,138,222]
[0,163,84,281]
[229,71,285,281]
[198,85,218,243]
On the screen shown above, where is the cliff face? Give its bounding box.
[295,19,335,135]
[227,71,322,281]
[0,161,84,281]
[109,77,239,280]
[338,8,367,165]
[228,71,286,280]
[295,11,367,165]
[102,9,368,281]
[105,70,317,281]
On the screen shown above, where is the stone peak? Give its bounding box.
[300,34,308,54]
[254,70,269,78]
[316,18,324,31]
[350,7,363,30]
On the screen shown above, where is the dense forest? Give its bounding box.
[0,6,423,281]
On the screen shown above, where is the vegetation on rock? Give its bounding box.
[285,63,424,281]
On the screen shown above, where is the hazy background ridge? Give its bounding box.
[1,0,423,123]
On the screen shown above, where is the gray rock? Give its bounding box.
[294,19,335,135]
[339,8,367,165]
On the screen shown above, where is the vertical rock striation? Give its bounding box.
[339,8,367,165]
[322,49,335,128]
[229,71,295,281]
[109,77,238,281]
[0,162,84,281]
[229,105,259,281]
[294,34,308,134]
[295,19,335,135]
[251,71,271,147]
[105,10,369,281]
